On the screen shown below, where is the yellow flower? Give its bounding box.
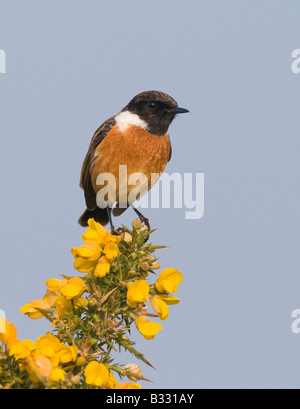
[73,257,99,273]
[84,361,110,387]
[135,316,163,340]
[0,319,18,348]
[9,339,36,360]
[103,233,121,245]
[72,219,120,273]
[150,295,180,320]
[103,242,119,261]
[105,371,118,389]
[71,243,101,260]
[36,333,61,358]
[45,289,59,307]
[25,350,53,383]
[74,297,89,309]
[114,382,141,389]
[94,256,111,278]
[159,295,181,304]
[71,243,102,273]
[60,277,85,299]
[76,356,86,366]
[49,367,65,384]
[155,268,183,294]
[54,295,73,317]
[20,298,52,319]
[82,218,107,247]
[127,280,149,307]
[46,278,67,293]
[59,344,78,364]
[82,218,120,246]
[150,295,169,320]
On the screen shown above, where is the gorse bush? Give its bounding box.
[0,218,182,389]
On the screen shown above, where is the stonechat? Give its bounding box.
[79,90,189,230]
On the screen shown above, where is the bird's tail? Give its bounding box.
[78,207,109,227]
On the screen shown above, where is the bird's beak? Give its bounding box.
[172,106,190,114]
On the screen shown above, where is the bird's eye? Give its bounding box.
[147,102,157,110]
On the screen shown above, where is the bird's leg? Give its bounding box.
[106,207,115,233]
[107,206,126,234]
[130,204,151,230]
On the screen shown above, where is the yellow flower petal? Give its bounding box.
[20,303,44,319]
[155,268,183,294]
[50,367,65,384]
[94,256,111,278]
[46,278,63,293]
[59,344,78,363]
[74,297,89,308]
[85,361,110,387]
[91,218,109,234]
[105,371,118,389]
[150,295,169,320]
[103,242,119,261]
[36,333,61,357]
[45,289,58,307]
[103,233,121,245]
[30,298,52,310]
[82,228,104,245]
[127,280,149,307]
[20,298,51,320]
[73,257,98,273]
[26,350,53,383]
[114,382,141,389]
[135,316,163,340]
[9,339,36,360]
[55,295,73,317]
[159,295,180,305]
[83,218,121,247]
[60,277,85,299]
[71,244,101,261]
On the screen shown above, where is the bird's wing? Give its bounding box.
[80,116,116,210]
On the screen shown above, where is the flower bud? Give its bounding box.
[132,218,142,230]
[88,298,97,307]
[76,356,86,366]
[71,375,81,384]
[124,363,144,381]
[141,262,149,271]
[122,232,132,243]
[150,262,161,270]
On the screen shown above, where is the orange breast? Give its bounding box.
[90,124,171,201]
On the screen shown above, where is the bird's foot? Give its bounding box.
[116,226,126,233]
[139,216,150,231]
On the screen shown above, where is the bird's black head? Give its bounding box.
[123,90,189,136]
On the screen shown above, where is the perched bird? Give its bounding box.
[79,90,189,230]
